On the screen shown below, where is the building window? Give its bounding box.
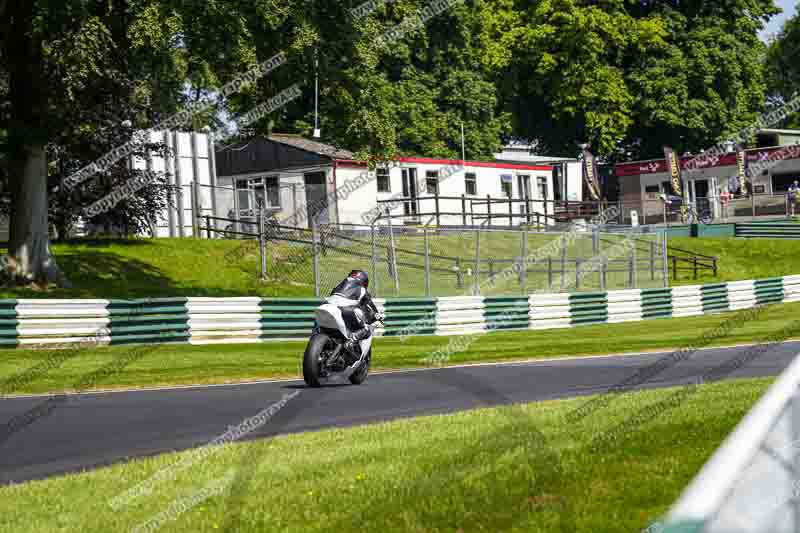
[236,179,251,212]
[645,185,660,193]
[501,180,512,198]
[426,170,439,194]
[377,167,391,193]
[537,176,548,200]
[465,173,477,195]
[265,176,280,207]
[235,176,280,212]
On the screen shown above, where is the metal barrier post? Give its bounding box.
[424,227,431,297]
[520,224,528,289]
[662,231,669,287]
[191,181,200,238]
[312,217,320,297]
[232,186,240,235]
[259,207,267,282]
[474,223,481,295]
[371,222,378,297]
[560,233,566,291]
[600,256,606,291]
[631,243,637,289]
[650,240,655,280]
[386,210,399,296]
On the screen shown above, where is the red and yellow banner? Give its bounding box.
[663,145,682,195]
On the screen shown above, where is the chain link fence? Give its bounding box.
[214,213,670,298]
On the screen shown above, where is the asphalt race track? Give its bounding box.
[2,340,799,486]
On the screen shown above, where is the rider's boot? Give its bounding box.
[343,327,371,363]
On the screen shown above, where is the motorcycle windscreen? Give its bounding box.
[315,304,349,336]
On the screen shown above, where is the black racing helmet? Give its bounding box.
[349,269,369,288]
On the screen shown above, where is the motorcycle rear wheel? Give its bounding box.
[303,333,330,387]
[348,349,371,385]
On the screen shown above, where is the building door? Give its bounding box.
[401,168,419,219]
[692,179,710,213]
[517,174,531,224]
[304,171,329,226]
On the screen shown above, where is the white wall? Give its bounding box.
[216,165,330,230]
[337,160,554,227]
[564,161,583,202]
[218,159,556,231]
[117,130,215,238]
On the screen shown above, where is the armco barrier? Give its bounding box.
[108,298,190,345]
[1,275,800,349]
[0,299,17,347]
[16,299,111,346]
[187,297,261,345]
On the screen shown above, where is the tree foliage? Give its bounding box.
[0,0,788,284]
[766,2,800,128]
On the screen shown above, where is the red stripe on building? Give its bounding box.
[395,156,553,171]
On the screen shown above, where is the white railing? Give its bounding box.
[660,352,800,533]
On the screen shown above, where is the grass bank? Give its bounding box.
[2,300,798,396]
[0,376,773,532]
[2,234,800,299]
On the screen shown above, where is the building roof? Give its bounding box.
[757,129,800,135]
[267,134,355,160]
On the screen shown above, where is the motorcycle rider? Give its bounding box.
[326,269,383,359]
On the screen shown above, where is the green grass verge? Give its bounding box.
[4,233,800,299]
[667,235,800,284]
[0,376,773,532]
[2,300,799,396]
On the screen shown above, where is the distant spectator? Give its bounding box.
[789,181,800,216]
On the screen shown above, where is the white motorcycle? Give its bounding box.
[303,303,384,387]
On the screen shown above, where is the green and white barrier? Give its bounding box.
[2,275,800,349]
[0,299,18,347]
[16,299,111,346]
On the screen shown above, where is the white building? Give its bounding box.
[493,142,585,203]
[215,134,556,229]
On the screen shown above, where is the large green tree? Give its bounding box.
[767,1,800,128]
[487,0,779,160]
[0,0,302,284]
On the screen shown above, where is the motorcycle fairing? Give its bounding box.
[315,303,349,337]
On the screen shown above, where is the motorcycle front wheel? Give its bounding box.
[303,333,331,387]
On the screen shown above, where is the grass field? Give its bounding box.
[2,299,799,396]
[0,376,773,532]
[3,234,800,299]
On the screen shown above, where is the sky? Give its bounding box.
[760,0,798,41]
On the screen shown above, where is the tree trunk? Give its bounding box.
[6,144,65,284]
[2,1,68,287]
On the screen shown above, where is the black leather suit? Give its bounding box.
[328,277,379,334]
